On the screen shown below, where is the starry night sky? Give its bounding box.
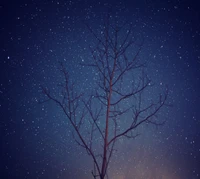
[0,0,200,179]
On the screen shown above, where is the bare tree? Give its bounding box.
[42,17,168,179]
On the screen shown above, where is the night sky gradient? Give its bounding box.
[0,0,200,179]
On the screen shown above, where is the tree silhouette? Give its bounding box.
[42,16,168,179]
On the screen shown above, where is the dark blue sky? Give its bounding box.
[0,0,200,179]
